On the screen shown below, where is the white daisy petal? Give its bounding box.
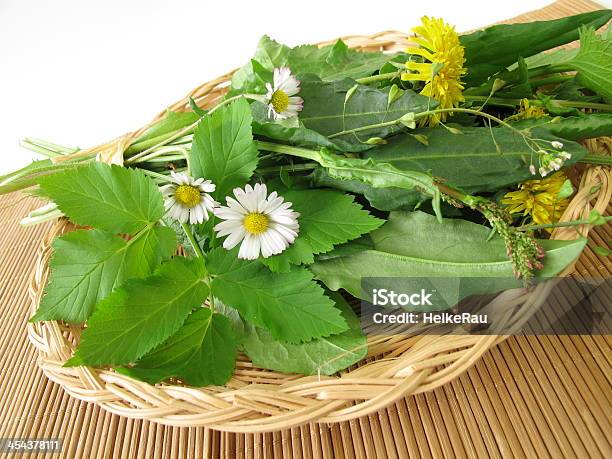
[265,67,303,120]
[214,184,300,260]
[160,173,217,224]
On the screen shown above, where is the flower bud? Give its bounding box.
[529,164,536,175]
[551,140,564,149]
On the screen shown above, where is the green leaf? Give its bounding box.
[31,227,176,323]
[588,209,607,225]
[287,39,393,81]
[132,110,200,145]
[311,211,587,301]
[316,149,443,221]
[510,114,612,141]
[66,257,209,367]
[299,77,435,148]
[220,293,366,376]
[557,179,574,199]
[119,308,237,386]
[230,36,394,94]
[251,104,372,153]
[569,26,612,102]
[310,168,425,212]
[37,162,164,234]
[355,126,586,196]
[461,10,612,85]
[207,248,348,343]
[190,98,259,199]
[262,189,383,272]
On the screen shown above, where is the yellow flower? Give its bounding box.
[509,98,547,120]
[402,16,466,126]
[501,172,570,231]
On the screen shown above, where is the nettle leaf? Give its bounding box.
[569,26,612,102]
[66,257,209,367]
[31,227,176,324]
[299,77,435,148]
[262,189,383,272]
[208,248,347,343]
[311,211,587,304]
[190,98,259,199]
[220,293,366,375]
[120,308,237,386]
[37,162,164,234]
[230,35,394,94]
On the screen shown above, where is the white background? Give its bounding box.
[1,0,607,174]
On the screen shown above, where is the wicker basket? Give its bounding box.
[27,31,611,433]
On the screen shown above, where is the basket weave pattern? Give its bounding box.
[27,32,611,433]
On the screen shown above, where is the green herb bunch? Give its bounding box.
[3,11,611,386]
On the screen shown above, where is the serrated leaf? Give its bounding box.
[66,257,209,367]
[207,248,347,343]
[570,26,612,102]
[37,162,164,234]
[119,308,237,386]
[230,36,394,95]
[190,98,259,199]
[31,227,176,323]
[262,189,383,272]
[219,293,366,375]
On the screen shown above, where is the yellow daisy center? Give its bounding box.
[243,212,269,234]
[270,90,289,113]
[174,185,201,208]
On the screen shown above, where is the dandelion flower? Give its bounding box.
[402,16,466,126]
[265,67,304,120]
[501,172,570,231]
[214,183,300,260]
[510,98,547,120]
[161,172,217,224]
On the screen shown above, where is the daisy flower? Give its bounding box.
[501,171,570,231]
[161,172,217,224]
[214,183,300,260]
[265,67,304,120]
[402,16,467,126]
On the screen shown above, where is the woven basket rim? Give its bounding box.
[26,30,612,433]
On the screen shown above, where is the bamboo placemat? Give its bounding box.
[1,1,611,457]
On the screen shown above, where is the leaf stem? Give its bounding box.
[256,141,322,161]
[327,107,525,140]
[464,95,612,111]
[139,169,173,183]
[529,74,574,89]
[579,155,612,166]
[355,71,401,85]
[180,222,205,258]
[517,215,612,232]
[257,162,319,174]
[125,93,264,162]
